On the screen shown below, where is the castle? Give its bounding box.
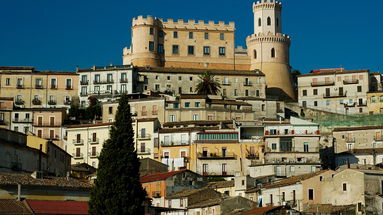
[123,0,295,100]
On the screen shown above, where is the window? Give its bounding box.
[219,47,226,56]
[303,90,307,96]
[192,114,199,121]
[326,100,330,105]
[107,73,113,83]
[253,50,257,59]
[358,202,362,212]
[154,84,160,91]
[190,77,193,81]
[304,142,309,152]
[204,32,209,39]
[190,87,193,92]
[94,74,100,83]
[270,194,273,205]
[169,115,176,122]
[173,103,179,108]
[220,33,224,40]
[276,18,279,27]
[189,32,193,39]
[308,189,314,200]
[314,101,318,107]
[107,85,112,92]
[267,17,271,26]
[203,46,210,55]
[66,79,72,89]
[195,102,201,107]
[357,86,362,92]
[245,90,249,96]
[35,79,42,88]
[149,27,154,35]
[14,126,18,132]
[158,44,164,54]
[282,192,285,201]
[271,48,275,58]
[94,86,100,93]
[120,84,127,93]
[50,117,55,126]
[50,78,57,89]
[188,46,194,55]
[271,143,277,150]
[234,89,238,96]
[173,31,178,38]
[172,45,179,54]
[313,89,318,95]
[185,102,190,108]
[158,30,164,38]
[149,41,154,51]
[342,183,347,191]
[258,18,261,26]
[202,164,208,174]
[5,78,10,86]
[16,78,23,87]
[108,107,113,114]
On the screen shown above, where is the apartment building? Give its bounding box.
[367,91,383,114]
[297,69,370,114]
[134,118,161,160]
[0,67,79,108]
[0,97,13,130]
[332,125,383,153]
[76,65,136,107]
[136,67,266,100]
[249,117,321,178]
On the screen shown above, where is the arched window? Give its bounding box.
[253,50,257,59]
[258,18,262,27]
[267,17,271,26]
[271,48,275,58]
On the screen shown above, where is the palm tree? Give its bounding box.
[195,71,221,95]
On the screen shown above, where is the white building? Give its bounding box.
[76,65,136,107]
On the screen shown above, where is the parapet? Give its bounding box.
[253,0,282,11]
[246,32,291,43]
[132,15,157,26]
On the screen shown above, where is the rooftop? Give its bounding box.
[26,200,89,215]
[264,170,327,189]
[0,199,33,215]
[298,69,369,77]
[140,170,184,183]
[333,125,383,132]
[207,180,234,189]
[241,206,283,215]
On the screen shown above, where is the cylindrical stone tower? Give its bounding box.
[246,0,295,100]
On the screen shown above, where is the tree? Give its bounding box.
[89,95,146,215]
[195,71,221,95]
[291,69,301,90]
[85,96,102,120]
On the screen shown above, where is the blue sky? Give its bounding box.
[1,0,382,73]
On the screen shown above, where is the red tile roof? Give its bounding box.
[0,199,33,214]
[140,170,183,183]
[241,206,282,215]
[26,200,89,215]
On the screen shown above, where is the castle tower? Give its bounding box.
[123,16,162,67]
[246,0,295,100]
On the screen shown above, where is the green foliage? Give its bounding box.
[195,71,221,95]
[89,95,146,215]
[85,97,102,120]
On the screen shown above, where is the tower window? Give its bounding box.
[271,48,276,58]
[173,31,178,38]
[267,17,271,26]
[149,41,154,51]
[276,18,279,27]
[189,32,193,39]
[258,18,261,27]
[253,50,257,59]
[149,28,154,35]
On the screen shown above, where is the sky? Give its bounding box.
[1,0,382,74]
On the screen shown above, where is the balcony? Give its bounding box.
[343,79,359,85]
[50,85,57,90]
[80,92,88,97]
[246,153,260,159]
[374,136,383,142]
[152,191,161,198]
[106,79,114,84]
[15,99,25,105]
[73,139,84,145]
[344,102,355,108]
[137,148,151,155]
[32,99,42,105]
[120,78,128,83]
[35,84,43,89]
[33,123,61,127]
[16,84,24,89]
[64,100,72,105]
[66,85,73,90]
[72,153,84,159]
[198,152,236,160]
[89,138,99,145]
[93,80,111,85]
[137,134,151,140]
[222,81,231,86]
[357,101,367,107]
[89,152,100,158]
[12,118,32,123]
[161,141,189,147]
[48,100,57,105]
[80,80,89,85]
[244,81,253,86]
[311,80,335,87]
[323,91,347,98]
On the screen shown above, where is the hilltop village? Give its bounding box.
[1,0,383,214]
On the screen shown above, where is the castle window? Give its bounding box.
[271,48,275,58]
[276,18,279,27]
[203,46,210,56]
[258,18,261,27]
[267,17,271,26]
[149,41,154,51]
[219,47,226,56]
[204,32,209,40]
[173,31,178,38]
[189,32,193,39]
[220,33,224,40]
[159,30,164,38]
[172,45,179,54]
[253,50,257,59]
[149,27,154,35]
[188,46,194,55]
[157,44,164,54]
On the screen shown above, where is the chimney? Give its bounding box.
[17,184,21,201]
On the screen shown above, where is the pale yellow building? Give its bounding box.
[0,97,13,130]
[367,91,383,114]
[0,66,79,108]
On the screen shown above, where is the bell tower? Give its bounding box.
[246,0,295,100]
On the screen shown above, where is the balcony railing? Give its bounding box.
[323,91,347,98]
[93,80,112,84]
[246,153,260,159]
[66,85,73,90]
[32,99,42,105]
[64,100,72,105]
[343,79,359,85]
[137,134,151,140]
[344,102,355,108]
[15,100,25,105]
[80,80,89,85]
[72,153,84,159]
[89,152,100,158]
[16,85,24,89]
[12,118,32,123]
[33,123,61,127]
[89,138,99,144]
[106,79,114,84]
[35,84,43,89]
[222,81,231,86]
[80,92,88,96]
[50,85,57,89]
[198,152,236,160]
[73,139,84,145]
[120,78,128,83]
[161,141,189,146]
[48,100,57,105]
[357,101,367,107]
[311,80,335,87]
[137,148,151,155]
[244,81,253,86]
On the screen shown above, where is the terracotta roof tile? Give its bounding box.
[264,170,327,189]
[140,170,184,183]
[0,199,33,214]
[26,200,89,215]
[241,206,282,215]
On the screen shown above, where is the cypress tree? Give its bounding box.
[89,95,146,214]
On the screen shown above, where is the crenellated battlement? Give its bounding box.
[246,32,290,43]
[253,0,282,11]
[132,15,235,31]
